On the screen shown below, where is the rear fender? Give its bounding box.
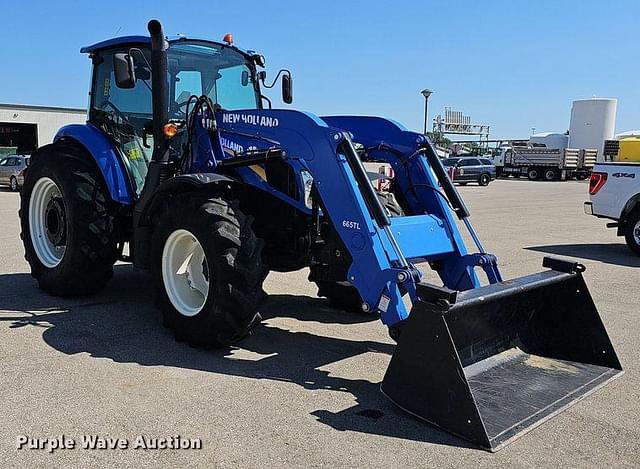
[55,124,134,205]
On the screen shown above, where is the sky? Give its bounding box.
[1,0,638,139]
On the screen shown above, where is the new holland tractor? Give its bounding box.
[19,20,622,451]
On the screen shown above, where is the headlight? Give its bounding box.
[301,170,313,209]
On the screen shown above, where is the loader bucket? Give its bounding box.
[381,266,622,451]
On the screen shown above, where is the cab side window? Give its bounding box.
[90,48,154,195]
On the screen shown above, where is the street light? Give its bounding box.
[421,89,433,135]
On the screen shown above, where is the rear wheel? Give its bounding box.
[19,142,120,296]
[314,191,403,313]
[527,168,540,181]
[10,176,18,192]
[623,209,640,256]
[152,192,268,348]
[544,169,558,181]
[478,173,491,186]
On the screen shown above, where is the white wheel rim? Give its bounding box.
[28,177,66,268]
[162,229,210,317]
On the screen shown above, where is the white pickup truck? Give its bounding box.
[584,162,640,255]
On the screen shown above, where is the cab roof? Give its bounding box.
[80,35,256,57]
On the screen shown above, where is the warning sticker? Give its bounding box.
[378,295,391,313]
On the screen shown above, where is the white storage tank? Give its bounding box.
[568,98,617,161]
[530,132,569,149]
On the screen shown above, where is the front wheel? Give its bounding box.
[10,176,19,192]
[624,209,640,256]
[152,192,268,348]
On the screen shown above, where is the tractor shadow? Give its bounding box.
[0,266,470,449]
[526,243,640,268]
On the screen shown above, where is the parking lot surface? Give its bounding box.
[0,179,638,468]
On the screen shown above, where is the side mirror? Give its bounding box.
[241,70,249,86]
[282,72,293,104]
[114,53,136,89]
[257,70,267,82]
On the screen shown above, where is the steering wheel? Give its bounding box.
[171,95,198,119]
[100,100,131,124]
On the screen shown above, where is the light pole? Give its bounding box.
[421,89,433,135]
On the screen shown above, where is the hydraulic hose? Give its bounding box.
[422,143,470,220]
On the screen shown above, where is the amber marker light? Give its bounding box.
[223,33,234,45]
[163,123,178,138]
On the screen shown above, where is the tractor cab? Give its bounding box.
[83,36,266,193]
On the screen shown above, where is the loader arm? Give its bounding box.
[217,109,424,324]
[321,115,501,290]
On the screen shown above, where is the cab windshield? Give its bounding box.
[168,41,259,116]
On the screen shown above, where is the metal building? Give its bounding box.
[0,103,86,156]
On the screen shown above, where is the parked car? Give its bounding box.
[585,162,640,255]
[442,156,496,186]
[0,154,29,191]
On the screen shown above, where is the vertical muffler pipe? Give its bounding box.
[147,19,169,161]
[133,20,170,268]
[137,18,169,201]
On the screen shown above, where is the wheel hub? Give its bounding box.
[634,220,640,245]
[45,197,66,247]
[28,177,67,268]
[162,229,211,317]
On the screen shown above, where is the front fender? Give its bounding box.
[156,173,235,194]
[140,173,237,225]
[55,124,134,205]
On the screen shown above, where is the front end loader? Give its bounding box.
[18,20,622,451]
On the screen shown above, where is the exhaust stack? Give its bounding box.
[147,19,169,155]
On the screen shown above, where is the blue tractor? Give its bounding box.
[19,21,622,450]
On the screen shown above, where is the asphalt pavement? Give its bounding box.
[0,179,638,468]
